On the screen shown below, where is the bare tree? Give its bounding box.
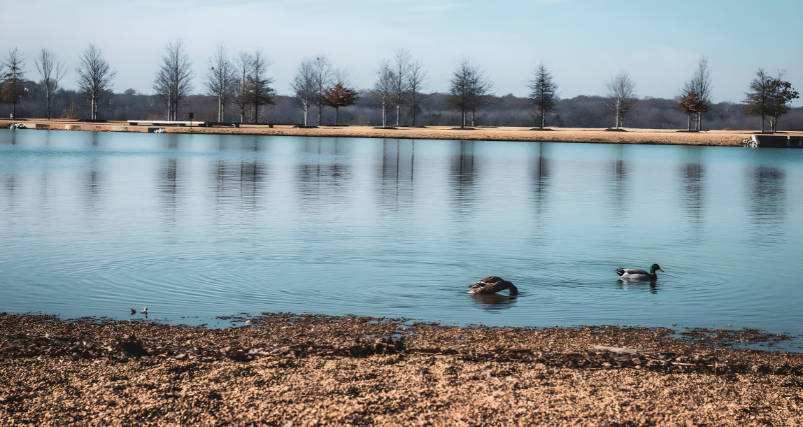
[372,60,396,128]
[603,72,638,129]
[246,49,275,123]
[528,62,560,130]
[290,59,317,126]
[233,52,253,123]
[406,58,428,127]
[205,44,235,122]
[312,56,333,125]
[392,49,412,126]
[683,56,713,130]
[35,49,67,120]
[76,45,116,120]
[1,48,27,119]
[446,57,494,128]
[153,40,194,121]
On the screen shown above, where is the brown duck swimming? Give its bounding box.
[468,276,518,295]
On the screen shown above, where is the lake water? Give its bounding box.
[1,130,801,345]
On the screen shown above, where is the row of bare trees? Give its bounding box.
[1,45,799,131]
[1,46,115,121]
[371,49,429,128]
[200,44,276,124]
[289,56,363,126]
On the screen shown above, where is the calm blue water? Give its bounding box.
[1,130,802,343]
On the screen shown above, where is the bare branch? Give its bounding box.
[205,44,235,122]
[603,72,638,129]
[152,40,194,121]
[290,59,317,126]
[76,45,116,120]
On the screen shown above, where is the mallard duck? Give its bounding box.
[616,264,664,281]
[468,277,518,295]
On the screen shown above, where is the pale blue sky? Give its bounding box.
[3,0,801,104]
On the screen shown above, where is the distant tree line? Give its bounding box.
[1,45,800,131]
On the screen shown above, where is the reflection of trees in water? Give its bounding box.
[85,159,101,211]
[159,158,179,215]
[166,134,179,150]
[213,158,268,212]
[296,138,350,208]
[1,175,16,211]
[680,146,705,226]
[378,139,415,210]
[39,171,49,211]
[747,165,786,242]
[609,145,628,213]
[449,141,475,216]
[530,142,550,213]
[239,135,261,153]
[211,135,270,212]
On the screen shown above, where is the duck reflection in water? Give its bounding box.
[617,281,661,295]
[470,292,518,310]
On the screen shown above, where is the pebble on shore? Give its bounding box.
[1,312,801,426]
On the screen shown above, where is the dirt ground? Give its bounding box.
[1,312,801,426]
[2,118,792,146]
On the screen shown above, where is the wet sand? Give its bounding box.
[2,313,801,426]
[1,118,784,146]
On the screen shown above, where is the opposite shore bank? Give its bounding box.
[3,118,794,146]
[1,312,801,425]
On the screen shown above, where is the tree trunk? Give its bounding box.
[46,87,51,120]
[461,109,465,129]
[334,107,339,126]
[687,113,691,131]
[303,106,308,126]
[614,99,620,129]
[396,105,400,126]
[382,104,387,128]
[540,110,545,130]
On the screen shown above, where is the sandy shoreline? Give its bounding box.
[2,118,792,146]
[1,313,801,426]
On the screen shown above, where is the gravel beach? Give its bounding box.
[2,313,801,426]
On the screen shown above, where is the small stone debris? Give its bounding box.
[0,313,801,426]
